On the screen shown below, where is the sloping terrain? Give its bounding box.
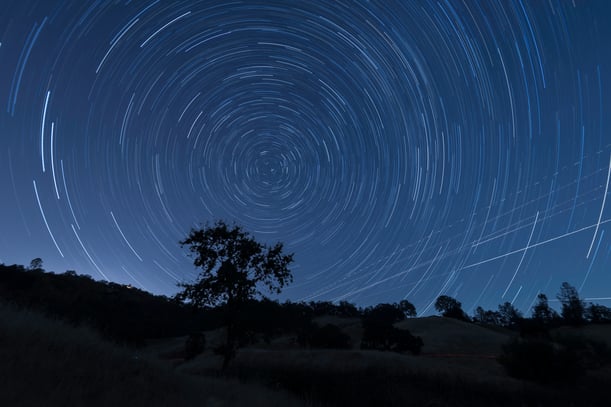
[0,303,304,407]
[397,316,513,355]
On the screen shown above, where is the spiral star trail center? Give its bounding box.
[0,0,610,313]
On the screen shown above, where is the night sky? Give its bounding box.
[1,1,610,315]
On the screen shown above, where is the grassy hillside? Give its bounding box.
[169,316,610,407]
[397,316,513,355]
[3,300,609,406]
[0,303,303,407]
[2,263,610,406]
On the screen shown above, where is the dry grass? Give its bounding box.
[553,324,611,346]
[397,316,513,355]
[0,303,305,407]
[175,316,611,406]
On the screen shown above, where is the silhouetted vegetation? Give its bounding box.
[175,220,294,368]
[473,302,523,328]
[0,302,303,407]
[0,263,216,345]
[499,333,611,385]
[185,332,206,360]
[557,282,586,325]
[434,294,470,321]
[585,303,611,323]
[531,293,560,325]
[360,302,423,354]
[306,323,352,349]
[498,337,582,384]
[4,252,611,406]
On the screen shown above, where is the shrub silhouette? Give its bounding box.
[362,303,406,325]
[498,333,611,385]
[360,303,422,354]
[498,338,582,384]
[307,324,351,349]
[391,328,423,354]
[554,334,611,370]
[185,332,206,360]
[585,303,611,323]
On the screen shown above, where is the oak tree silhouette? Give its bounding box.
[175,220,293,368]
[434,295,469,321]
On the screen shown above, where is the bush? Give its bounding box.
[184,332,206,360]
[392,328,424,355]
[361,320,422,355]
[307,324,351,349]
[498,338,582,384]
[554,334,611,370]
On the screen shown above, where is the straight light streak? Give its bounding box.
[33,180,64,257]
[502,211,539,298]
[463,216,611,271]
[586,152,611,258]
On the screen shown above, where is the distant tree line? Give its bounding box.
[0,261,220,345]
[432,281,611,328]
[430,282,611,385]
[4,217,609,381]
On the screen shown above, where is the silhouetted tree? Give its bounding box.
[28,258,43,271]
[362,303,406,325]
[434,295,469,321]
[473,306,501,326]
[497,302,523,328]
[360,302,423,354]
[557,282,585,325]
[175,220,293,369]
[309,301,337,316]
[399,299,417,318]
[336,300,361,317]
[585,303,611,323]
[531,293,558,324]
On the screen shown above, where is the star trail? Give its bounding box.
[1,1,610,314]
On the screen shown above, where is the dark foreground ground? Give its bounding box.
[3,304,610,406]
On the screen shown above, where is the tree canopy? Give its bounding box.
[176,220,294,308]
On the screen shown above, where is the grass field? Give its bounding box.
[0,303,304,407]
[3,302,610,406]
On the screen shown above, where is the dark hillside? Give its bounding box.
[0,264,220,344]
[0,302,304,406]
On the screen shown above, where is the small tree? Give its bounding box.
[557,282,585,325]
[28,258,44,271]
[497,302,523,328]
[399,299,417,318]
[585,303,611,323]
[434,295,468,321]
[176,220,293,368]
[531,293,558,324]
[473,306,502,326]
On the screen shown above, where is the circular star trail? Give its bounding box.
[1,0,610,314]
